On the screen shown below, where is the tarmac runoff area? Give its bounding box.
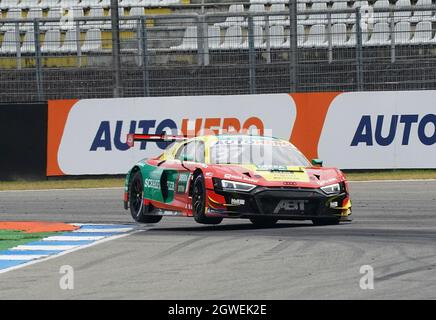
[0,180,435,299]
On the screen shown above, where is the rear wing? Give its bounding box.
[126,133,187,148]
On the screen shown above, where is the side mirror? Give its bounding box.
[311,159,323,167]
[181,154,195,162]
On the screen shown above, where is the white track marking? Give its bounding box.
[0,229,146,275]
[11,245,80,251]
[0,255,49,261]
[42,236,105,241]
[72,227,134,233]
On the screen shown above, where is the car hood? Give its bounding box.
[209,164,343,188]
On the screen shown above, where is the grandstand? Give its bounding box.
[1,0,436,102]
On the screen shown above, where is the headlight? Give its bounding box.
[321,183,341,194]
[221,180,256,192]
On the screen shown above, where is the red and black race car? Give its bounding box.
[123,134,352,226]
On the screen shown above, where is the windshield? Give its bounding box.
[209,138,310,167]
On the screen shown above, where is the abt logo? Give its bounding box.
[274,200,308,213]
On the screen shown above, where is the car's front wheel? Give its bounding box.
[129,170,162,224]
[192,173,223,225]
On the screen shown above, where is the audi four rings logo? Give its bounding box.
[283,181,298,186]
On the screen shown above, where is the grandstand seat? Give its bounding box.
[372,0,391,23]
[0,0,20,10]
[41,28,61,53]
[410,20,433,44]
[41,8,62,31]
[19,0,36,9]
[0,30,18,54]
[297,24,305,47]
[347,1,368,24]
[100,0,111,8]
[330,23,347,47]
[79,0,101,9]
[129,5,146,16]
[345,24,369,47]
[39,0,60,10]
[269,3,289,26]
[252,25,265,48]
[303,2,327,26]
[58,7,83,30]
[140,0,153,6]
[121,6,144,30]
[142,0,160,6]
[161,0,183,5]
[120,0,133,7]
[170,26,197,50]
[282,24,305,48]
[208,25,221,50]
[331,1,349,24]
[250,0,280,3]
[215,4,245,28]
[394,0,412,22]
[269,25,286,48]
[393,21,411,44]
[297,2,307,24]
[220,25,243,49]
[0,8,22,32]
[83,7,105,30]
[302,24,327,48]
[242,4,266,27]
[81,28,102,52]
[59,28,78,53]
[58,0,81,9]
[118,8,129,30]
[364,22,390,46]
[21,8,43,32]
[411,0,433,23]
[354,0,369,8]
[21,31,35,53]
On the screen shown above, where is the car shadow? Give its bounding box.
[146,221,314,232]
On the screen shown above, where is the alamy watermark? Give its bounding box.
[359,265,374,290]
[59,265,74,290]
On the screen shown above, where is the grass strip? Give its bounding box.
[0,230,56,251]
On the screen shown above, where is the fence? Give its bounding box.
[1,2,436,102]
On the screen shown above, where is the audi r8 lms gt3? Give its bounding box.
[123,134,352,226]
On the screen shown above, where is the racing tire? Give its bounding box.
[249,217,279,227]
[192,173,223,225]
[129,171,162,224]
[311,218,340,226]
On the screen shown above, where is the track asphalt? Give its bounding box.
[0,180,435,299]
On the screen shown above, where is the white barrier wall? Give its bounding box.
[47,91,436,175]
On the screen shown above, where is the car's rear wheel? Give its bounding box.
[192,173,222,225]
[312,218,340,226]
[129,171,162,224]
[249,217,278,227]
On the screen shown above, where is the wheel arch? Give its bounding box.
[124,165,142,209]
[127,166,142,189]
[189,168,204,196]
